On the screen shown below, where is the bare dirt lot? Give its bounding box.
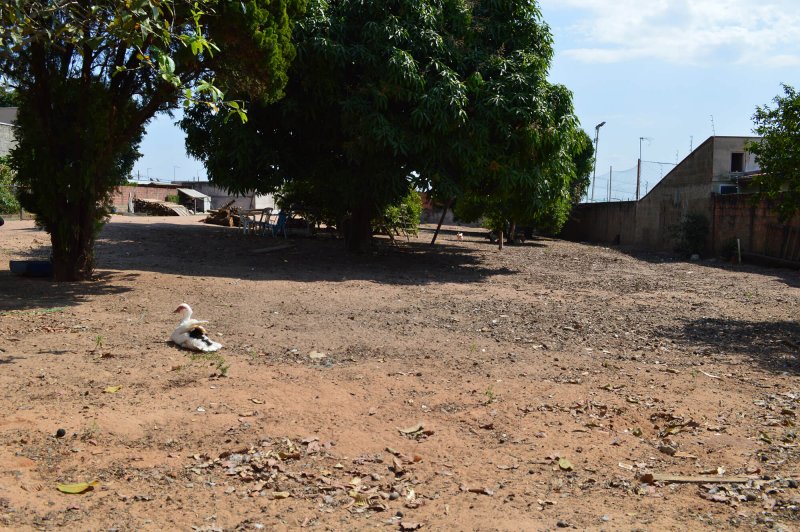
[1,215,800,531]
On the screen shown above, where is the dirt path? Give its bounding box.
[1,216,799,530]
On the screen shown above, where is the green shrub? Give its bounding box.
[375,187,423,239]
[165,194,179,204]
[669,212,710,256]
[0,156,20,214]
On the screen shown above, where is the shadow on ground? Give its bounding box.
[574,241,800,290]
[420,226,549,249]
[92,221,519,285]
[664,316,800,375]
[0,271,133,313]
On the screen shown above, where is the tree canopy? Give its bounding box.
[0,0,304,280]
[449,1,592,241]
[748,84,800,221]
[184,0,591,251]
[184,0,471,251]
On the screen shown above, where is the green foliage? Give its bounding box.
[1,1,304,280]
[0,156,19,214]
[450,1,593,239]
[183,0,587,252]
[669,212,710,256]
[165,194,180,204]
[0,88,18,107]
[375,188,423,239]
[747,84,800,222]
[185,0,469,252]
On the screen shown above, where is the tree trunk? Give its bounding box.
[50,202,95,281]
[430,197,455,246]
[344,203,374,253]
[498,229,504,250]
[508,221,516,245]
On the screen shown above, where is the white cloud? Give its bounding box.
[540,0,800,66]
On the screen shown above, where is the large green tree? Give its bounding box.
[184,0,588,251]
[747,84,800,221]
[184,0,470,252]
[0,0,303,280]
[450,1,592,245]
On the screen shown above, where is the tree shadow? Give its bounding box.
[663,316,800,375]
[0,355,24,365]
[419,226,550,249]
[92,221,520,285]
[0,270,134,313]
[603,244,800,290]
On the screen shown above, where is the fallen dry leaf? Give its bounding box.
[57,481,98,494]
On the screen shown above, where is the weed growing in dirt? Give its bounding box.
[188,351,229,377]
[80,421,101,441]
[483,386,496,404]
[94,335,104,349]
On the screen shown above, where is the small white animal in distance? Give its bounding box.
[456,232,464,241]
[170,303,223,352]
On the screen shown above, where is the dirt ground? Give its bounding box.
[1,215,800,531]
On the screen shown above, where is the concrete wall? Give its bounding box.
[0,123,15,157]
[560,201,637,245]
[632,137,715,250]
[560,136,768,255]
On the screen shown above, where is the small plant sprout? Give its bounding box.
[484,385,496,404]
[188,351,230,377]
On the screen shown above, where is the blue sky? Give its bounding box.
[133,0,800,200]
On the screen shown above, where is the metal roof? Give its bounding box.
[177,188,210,199]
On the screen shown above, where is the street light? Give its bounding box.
[590,121,605,202]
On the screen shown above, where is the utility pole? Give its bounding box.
[608,166,612,202]
[591,121,606,201]
[637,137,652,201]
[637,137,644,201]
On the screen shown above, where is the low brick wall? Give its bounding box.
[711,194,800,261]
[111,185,179,211]
[561,194,800,264]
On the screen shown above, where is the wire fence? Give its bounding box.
[583,160,677,203]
